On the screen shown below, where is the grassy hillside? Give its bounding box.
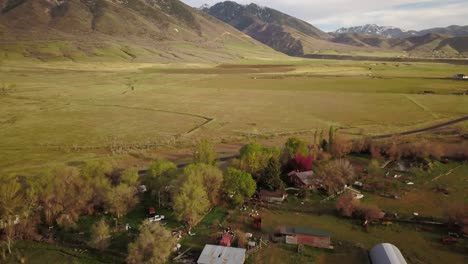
[0,0,284,62]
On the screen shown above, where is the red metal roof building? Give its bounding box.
[274,226,333,249]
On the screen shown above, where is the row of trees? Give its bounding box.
[336,192,468,235]
[353,136,468,161]
[0,140,259,262]
[335,192,383,221]
[143,141,258,228]
[0,161,141,258]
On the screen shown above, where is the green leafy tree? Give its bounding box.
[172,174,210,227]
[80,161,113,211]
[224,168,256,205]
[88,219,111,251]
[259,157,284,191]
[193,140,217,165]
[367,159,383,177]
[282,137,308,163]
[105,183,138,218]
[0,175,28,256]
[127,221,176,264]
[239,143,279,177]
[144,159,177,197]
[182,164,223,206]
[121,168,140,187]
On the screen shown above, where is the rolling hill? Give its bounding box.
[331,32,468,57]
[0,0,283,62]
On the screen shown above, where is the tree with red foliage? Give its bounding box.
[292,154,313,172]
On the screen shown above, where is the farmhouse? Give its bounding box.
[287,170,321,189]
[369,243,407,264]
[258,190,288,203]
[272,226,333,249]
[197,245,246,264]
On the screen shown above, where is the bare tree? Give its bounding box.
[332,135,352,158]
[336,192,359,217]
[357,204,383,221]
[385,136,401,161]
[370,143,383,161]
[318,159,355,195]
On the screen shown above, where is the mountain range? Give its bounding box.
[0,0,283,62]
[335,24,468,39]
[202,1,328,56]
[0,0,467,62]
[203,2,468,58]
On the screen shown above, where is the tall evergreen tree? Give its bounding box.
[328,126,335,152]
[259,157,283,191]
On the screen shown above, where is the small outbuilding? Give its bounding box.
[273,226,333,249]
[197,245,246,264]
[219,233,234,247]
[369,243,407,264]
[258,190,288,204]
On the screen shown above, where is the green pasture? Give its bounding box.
[1,60,467,174]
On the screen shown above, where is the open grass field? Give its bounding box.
[1,59,468,174]
[363,162,468,218]
[251,208,466,264]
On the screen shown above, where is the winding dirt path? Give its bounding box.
[371,115,468,139]
[75,102,214,136]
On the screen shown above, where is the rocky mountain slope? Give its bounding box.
[0,0,282,62]
[203,1,330,56]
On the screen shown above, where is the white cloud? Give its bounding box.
[182,0,468,31]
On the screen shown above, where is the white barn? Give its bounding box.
[369,243,407,264]
[197,245,246,264]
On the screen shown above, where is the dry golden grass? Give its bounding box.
[0,60,467,174]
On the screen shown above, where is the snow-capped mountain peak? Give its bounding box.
[335,24,407,38]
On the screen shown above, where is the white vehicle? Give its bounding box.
[353,181,363,187]
[149,215,165,222]
[354,193,364,200]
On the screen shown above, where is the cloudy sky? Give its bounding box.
[181,0,468,32]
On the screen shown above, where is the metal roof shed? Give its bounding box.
[197,245,246,264]
[369,243,407,264]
